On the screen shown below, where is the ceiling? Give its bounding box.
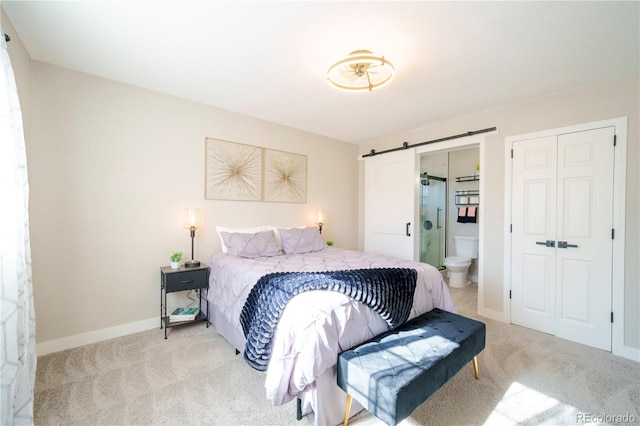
[2,1,639,144]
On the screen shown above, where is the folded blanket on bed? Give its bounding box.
[240,268,418,371]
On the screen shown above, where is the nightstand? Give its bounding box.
[160,264,210,339]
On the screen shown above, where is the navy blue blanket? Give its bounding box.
[240,268,417,371]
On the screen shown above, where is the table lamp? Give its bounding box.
[183,208,201,268]
[317,209,325,234]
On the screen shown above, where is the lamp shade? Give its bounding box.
[317,209,325,224]
[183,208,201,229]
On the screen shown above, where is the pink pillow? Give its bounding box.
[215,225,271,253]
[219,230,281,258]
[277,226,325,255]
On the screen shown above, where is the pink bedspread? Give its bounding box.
[207,247,455,425]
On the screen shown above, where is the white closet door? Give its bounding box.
[511,136,558,334]
[555,127,614,350]
[510,127,614,351]
[364,149,417,260]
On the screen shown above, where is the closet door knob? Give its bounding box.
[406,222,411,237]
[536,240,555,247]
[558,241,578,249]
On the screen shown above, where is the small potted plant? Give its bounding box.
[170,251,182,270]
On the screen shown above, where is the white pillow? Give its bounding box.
[216,225,270,253]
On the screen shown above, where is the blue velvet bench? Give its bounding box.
[337,308,486,426]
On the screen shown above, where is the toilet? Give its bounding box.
[444,236,479,288]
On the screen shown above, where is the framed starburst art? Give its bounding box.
[205,138,262,201]
[263,148,307,203]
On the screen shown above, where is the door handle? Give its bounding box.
[536,240,555,247]
[558,241,578,249]
[436,207,442,229]
[406,222,411,237]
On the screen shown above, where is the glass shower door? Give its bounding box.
[419,173,446,268]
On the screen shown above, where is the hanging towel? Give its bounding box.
[457,207,468,223]
[466,206,477,223]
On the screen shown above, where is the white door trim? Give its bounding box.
[504,117,634,361]
[414,133,496,320]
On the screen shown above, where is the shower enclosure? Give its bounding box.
[419,172,447,269]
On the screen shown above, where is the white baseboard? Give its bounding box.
[36,317,159,356]
[478,305,508,323]
[36,314,638,364]
[614,344,640,363]
[477,308,639,363]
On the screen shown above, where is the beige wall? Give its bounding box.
[27,62,359,345]
[359,75,640,352]
[5,15,359,347]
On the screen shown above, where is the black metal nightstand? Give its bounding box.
[160,264,210,339]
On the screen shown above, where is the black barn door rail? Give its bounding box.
[362,127,497,158]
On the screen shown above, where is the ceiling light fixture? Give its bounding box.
[327,50,395,92]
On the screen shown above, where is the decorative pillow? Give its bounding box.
[219,230,281,258]
[278,226,325,255]
[216,226,270,253]
[270,224,304,247]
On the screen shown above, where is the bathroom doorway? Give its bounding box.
[419,148,480,282]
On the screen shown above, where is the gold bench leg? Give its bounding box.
[472,356,479,380]
[343,394,352,426]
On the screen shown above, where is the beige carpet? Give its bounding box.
[35,284,640,425]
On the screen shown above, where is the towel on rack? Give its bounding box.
[457,207,468,223]
[466,206,477,223]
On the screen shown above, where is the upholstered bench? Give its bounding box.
[337,308,486,426]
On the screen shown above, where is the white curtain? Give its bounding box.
[0,23,37,426]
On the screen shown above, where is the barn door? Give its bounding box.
[511,127,614,351]
[364,149,417,260]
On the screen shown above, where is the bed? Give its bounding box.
[206,226,456,425]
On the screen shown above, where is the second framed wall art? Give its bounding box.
[205,138,307,203]
[263,148,307,203]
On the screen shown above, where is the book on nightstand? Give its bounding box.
[169,307,199,322]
